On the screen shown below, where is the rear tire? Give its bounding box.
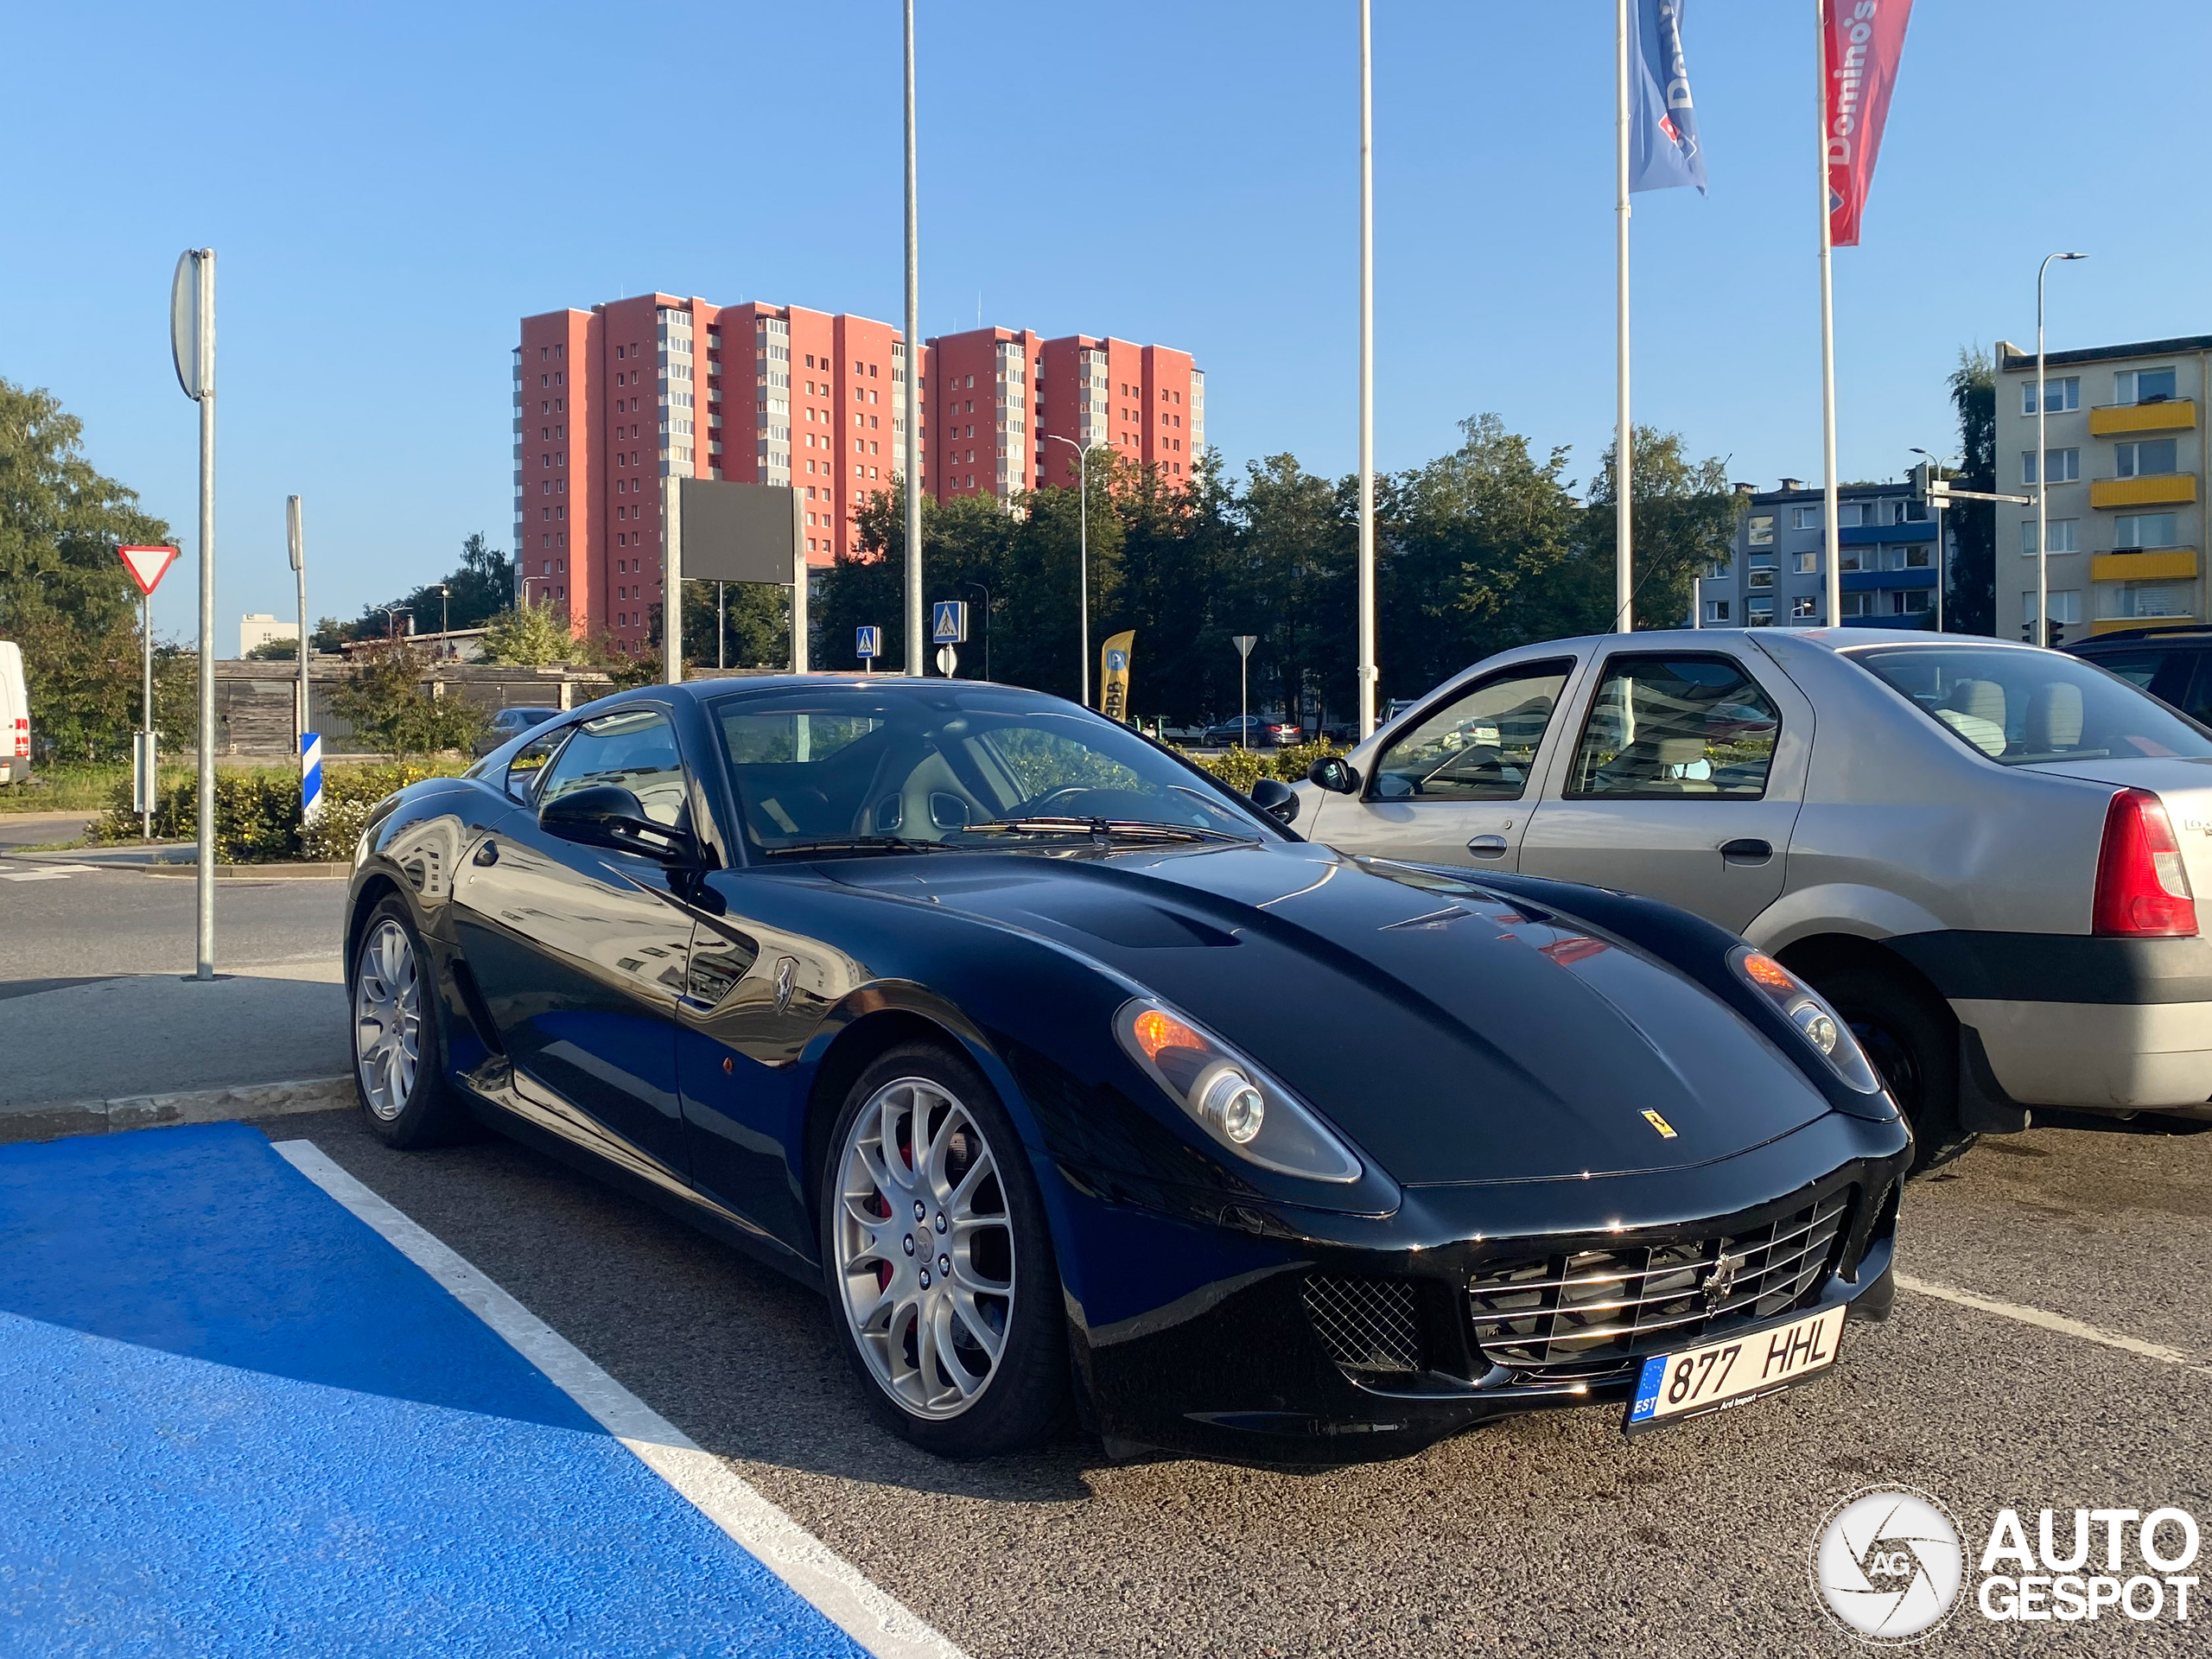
[1811,965,1975,1177]
[820,1041,1071,1458]
[350,897,469,1149]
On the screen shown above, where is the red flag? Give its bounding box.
[1821,0,1913,248]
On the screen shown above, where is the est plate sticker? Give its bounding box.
[1624,1305,1846,1433]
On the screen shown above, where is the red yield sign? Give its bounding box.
[118,545,180,596]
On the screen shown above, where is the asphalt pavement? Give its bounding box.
[0,855,348,1119]
[289,1104,2212,1658]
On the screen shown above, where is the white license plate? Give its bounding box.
[1624,1305,1845,1433]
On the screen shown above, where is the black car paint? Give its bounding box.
[346,679,1910,1462]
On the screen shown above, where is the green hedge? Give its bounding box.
[1181,739,1342,795]
[91,760,469,863]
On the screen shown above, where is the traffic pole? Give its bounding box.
[140,591,153,842]
[194,251,216,981]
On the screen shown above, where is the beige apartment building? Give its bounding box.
[1995,334,2209,641]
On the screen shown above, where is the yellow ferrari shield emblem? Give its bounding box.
[1641,1109,1678,1139]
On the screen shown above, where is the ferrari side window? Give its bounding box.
[1370,662,1571,801]
[1565,656,1778,799]
[504,724,569,802]
[537,706,690,827]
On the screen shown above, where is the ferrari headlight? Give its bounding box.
[1731,948,1884,1096]
[1116,1000,1361,1183]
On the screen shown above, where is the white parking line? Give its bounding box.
[1897,1272,2212,1378]
[0,869,73,881]
[273,1139,970,1659]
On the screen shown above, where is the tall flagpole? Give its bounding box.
[1614,0,1634,633]
[903,0,923,677]
[1356,0,1376,737]
[1816,0,1841,628]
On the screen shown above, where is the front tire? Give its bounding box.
[821,1041,1071,1457]
[350,897,468,1148]
[1813,965,1975,1176]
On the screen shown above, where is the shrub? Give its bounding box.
[90,759,468,862]
[1180,737,1343,795]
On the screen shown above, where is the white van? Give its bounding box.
[0,641,29,786]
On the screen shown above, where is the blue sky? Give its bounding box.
[5,1,2202,645]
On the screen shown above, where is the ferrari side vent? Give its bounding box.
[1303,1274,1424,1375]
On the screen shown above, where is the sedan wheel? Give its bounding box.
[354,918,423,1121]
[834,1076,1015,1419]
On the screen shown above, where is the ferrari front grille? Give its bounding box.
[1466,1189,1854,1377]
[1303,1274,1424,1375]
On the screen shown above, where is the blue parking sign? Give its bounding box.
[855,625,880,660]
[931,601,968,645]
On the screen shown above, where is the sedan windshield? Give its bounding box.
[708,684,1269,856]
[1849,645,2212,766]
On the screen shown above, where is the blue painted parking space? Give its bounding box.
[0,1123,868,1658]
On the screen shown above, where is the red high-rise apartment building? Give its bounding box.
[516,295,1202,645]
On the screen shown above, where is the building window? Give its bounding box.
[1793,550,1819,575]
[2023,589,2083,626]
[2115,368,2178,405]
[1791,595,1820,620]
[1747,597,1774,626]
[2022,518,2081,555]
[1791,505,1821,531]
[2024,376,2081,415]
[2099,582,2191,621]
[1892,589,1930,615]
[2022,448,2079,485]
[1746,515,1776,547]
[1748,567,1775,591]
[2114,439,2180,479]
[2114,512,2181,550]
[1839,547,1863,572]
[1704,598,1732,624]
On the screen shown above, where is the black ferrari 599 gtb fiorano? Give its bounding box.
[342,677,1910,1462]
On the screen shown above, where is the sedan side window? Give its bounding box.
[1566,656,1778,799]
[1369,662,1571,801]
[537,706,690,828]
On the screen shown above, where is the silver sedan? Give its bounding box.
[1297,627,2212,1169]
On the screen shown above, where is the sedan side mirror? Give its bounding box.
[1249,776,1300,825]
[541,784,693,863]
[1308,754,1360,795]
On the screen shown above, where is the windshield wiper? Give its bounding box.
[958,817,1255,845]
[761,836,966,859]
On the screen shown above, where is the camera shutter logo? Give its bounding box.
[1810,1486,1964,1643]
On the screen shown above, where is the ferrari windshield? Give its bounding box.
[708,684,1268,856]
[1850,645,2212,766]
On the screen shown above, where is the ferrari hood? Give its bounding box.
[849,843,1834,1186]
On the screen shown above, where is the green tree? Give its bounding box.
[480,600,574,666]
[245,637,299,661]
[0,378,175,759]
[683,579,790,671]
[1946,346,1997,635]
[328,639,486,758]
[336,531,515,642]
[1580,426,1738,634]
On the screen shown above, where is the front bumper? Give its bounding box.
[1052,1109,1908,1464]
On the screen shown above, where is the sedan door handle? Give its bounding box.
[1719,837,1772,865]
[1465,835,1510,858]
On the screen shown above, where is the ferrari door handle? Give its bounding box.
[1719,837,1772,865]
[1465,834,1509,858]
[474,839,499,867]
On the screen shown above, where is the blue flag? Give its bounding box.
[1629,0,1707,194]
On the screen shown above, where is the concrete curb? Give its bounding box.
[0,1076,353,1144]
[137,863,353,880]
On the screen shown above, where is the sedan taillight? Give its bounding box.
[2094,788,2197,937]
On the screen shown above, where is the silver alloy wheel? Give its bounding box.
[353,918,423,1122]
[833,1075,1016,1421]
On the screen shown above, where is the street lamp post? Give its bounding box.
[1046,435,1092,706]
[2036,251,2088,647]
[437,583,451,656]
[1910,447,1960,634]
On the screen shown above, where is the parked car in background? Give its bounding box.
[2068,626,2212,726]
[0,642,29,786]
[1299,628,2212,1172]
[471,704,559,758]
[342,677,1906,1462]
[1200,715,1301,749]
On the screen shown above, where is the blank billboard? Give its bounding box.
[678,480,798,585]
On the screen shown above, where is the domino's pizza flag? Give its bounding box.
[1630,0,1708,195]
